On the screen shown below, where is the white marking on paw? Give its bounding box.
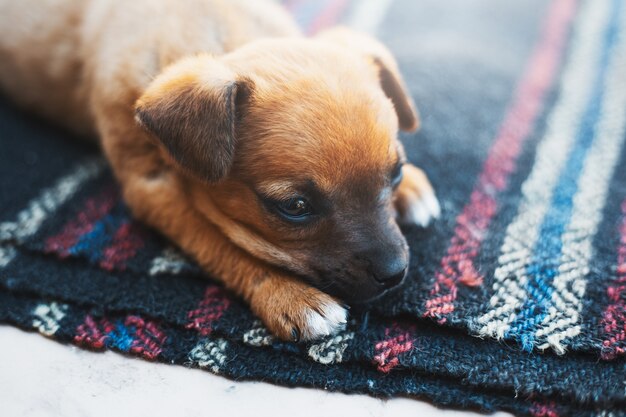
[301,302,348,341]
[424,192,441,219]
[399,191,441,227]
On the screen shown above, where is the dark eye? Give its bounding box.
[275,197,314,220]
[391,163,404,189]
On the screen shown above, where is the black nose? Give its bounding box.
[376,267,408,288]
[364,249,408,289]
[373,265,407,288]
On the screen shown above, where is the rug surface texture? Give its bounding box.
[1,0,626,415]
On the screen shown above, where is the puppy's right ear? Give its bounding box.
[135,55,251,183]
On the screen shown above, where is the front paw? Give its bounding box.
[250,275,348,342]
[394,164,440,227]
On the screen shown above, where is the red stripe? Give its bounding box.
[186,287,232,336]
[99,222,145,271]
[600,200,626,360]
[126,316,167,360]
[45,187,118,257]
[307,0,351,35]
[373,322,416,373]
[74,315,110,350]
[423,0,578,321]
[530,401,560,417]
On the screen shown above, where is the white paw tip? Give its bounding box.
[400,192,441,227]
[424,192,441,219]
[302,302,348,341]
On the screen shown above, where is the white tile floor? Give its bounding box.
[0,325,512,417]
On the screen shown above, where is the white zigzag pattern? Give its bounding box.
[308,331,354,365]
[189,338,228,373]
[536,10,626,353]
[474,0,611,339]
[32,302,69,336]
[344,0,393,35]
[149,246,190,276]
[242,320,275,347]
[0,158,104,268]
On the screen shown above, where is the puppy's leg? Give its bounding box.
[128,173,346,341]
[97,116,346,341]
[394,164,440,227]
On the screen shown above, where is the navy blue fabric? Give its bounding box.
[2,1,626,416]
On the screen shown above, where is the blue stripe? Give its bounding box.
[506,0,623,351]
[68,203,127,263]
[106,321,135,352]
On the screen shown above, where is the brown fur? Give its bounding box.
[0,0,438,341]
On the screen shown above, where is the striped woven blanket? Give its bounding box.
[1,0,626,415]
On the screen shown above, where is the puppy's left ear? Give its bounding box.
[316,27,419,132]
[135,55,252,183]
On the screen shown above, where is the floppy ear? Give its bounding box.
[316,27,419,132]
[135,55,251,182]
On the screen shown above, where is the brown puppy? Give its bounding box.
[0,0,440,341]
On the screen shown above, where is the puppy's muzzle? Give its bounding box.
[358,243,408,290]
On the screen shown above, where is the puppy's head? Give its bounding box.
[135,28,419,303]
